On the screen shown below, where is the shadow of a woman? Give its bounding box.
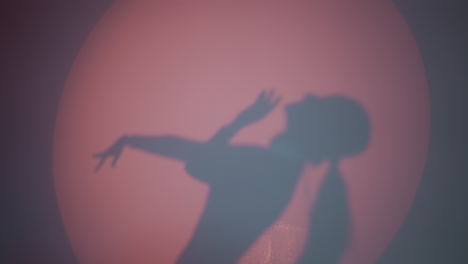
[94,90,369,264]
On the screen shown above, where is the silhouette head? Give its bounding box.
[273,95,370,164]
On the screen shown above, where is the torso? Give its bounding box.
[178,145,304,264]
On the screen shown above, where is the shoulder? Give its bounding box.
[184,144,274,172]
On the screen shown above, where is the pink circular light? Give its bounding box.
[54,1,429,263]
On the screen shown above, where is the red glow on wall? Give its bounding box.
[54,1,429,263]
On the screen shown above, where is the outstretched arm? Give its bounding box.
[126,135,201,159]
[209,90,281,145]
[93,90,281,171]
[94,135,201,172]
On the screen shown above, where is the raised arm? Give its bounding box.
[209,90,281,145]
[94,135,201,172]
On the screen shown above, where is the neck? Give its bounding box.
[270,135,308,162]
[327,159,341,177]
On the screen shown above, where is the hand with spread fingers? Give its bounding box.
[235,90,282,126]
[93,135,128,172]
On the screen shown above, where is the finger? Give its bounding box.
[272,96,282,106]
[266,89,274,100]
[111,150,122,167]
[259,90,267,100]
[94,157,107,173]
